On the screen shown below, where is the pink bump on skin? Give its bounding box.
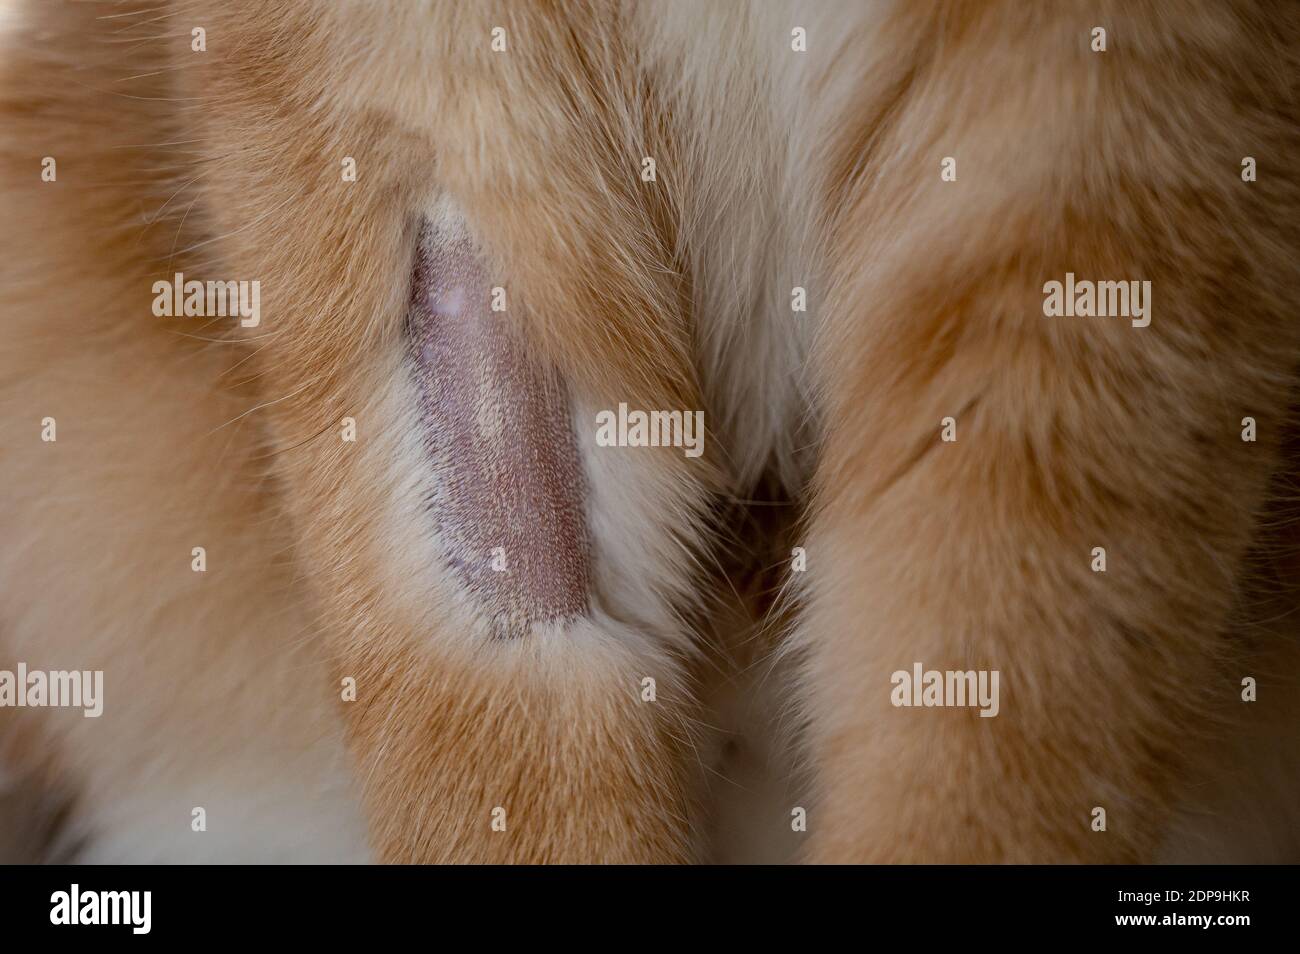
[407,216,591,636]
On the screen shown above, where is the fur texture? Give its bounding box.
[1,0,1298,863]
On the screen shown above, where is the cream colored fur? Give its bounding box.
[2,0,1298,863]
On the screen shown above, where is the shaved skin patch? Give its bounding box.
[407,215,591,636]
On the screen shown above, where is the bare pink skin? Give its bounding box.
[407,217,590,636]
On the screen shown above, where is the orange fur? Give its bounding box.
[799,0,1300,861]
[2,0,1298,864]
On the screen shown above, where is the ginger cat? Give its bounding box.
[2,0,1298,863]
